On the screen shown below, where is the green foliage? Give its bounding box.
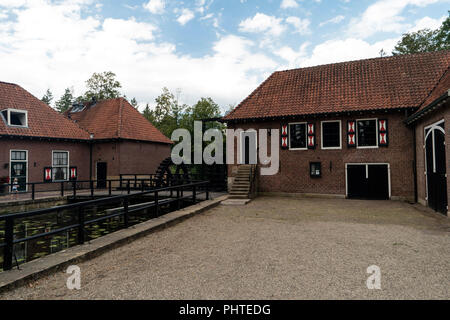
[41,89,54,106]
[55,88,74,113]
[142,87,187,138]
[392,12,450,55]
[84,71,122,102]
[130,97,139,109]
[142,88,225,140]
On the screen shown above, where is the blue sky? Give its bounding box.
[0,0,448,111]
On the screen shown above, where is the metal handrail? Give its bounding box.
[0,180,210,271]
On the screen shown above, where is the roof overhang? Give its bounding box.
[223,107,417,124]
[405,89,450,125]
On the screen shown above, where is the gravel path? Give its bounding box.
[1,197,449,300]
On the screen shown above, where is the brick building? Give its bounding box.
[65,98,172,184]
[0,82,171,192]
[223,50,450,215]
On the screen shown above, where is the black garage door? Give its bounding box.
[347,164,389,200]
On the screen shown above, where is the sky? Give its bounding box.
[0,0,449,112]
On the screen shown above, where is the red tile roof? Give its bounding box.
[0,81,90,140]
[224,50,450,121]
[418,66,450,111]
[66,98,172,144]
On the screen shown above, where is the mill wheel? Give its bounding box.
[155,157,191,187]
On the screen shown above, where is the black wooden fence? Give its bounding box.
[0,180,209,271]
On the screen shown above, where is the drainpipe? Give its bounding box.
[413,126,418,203]
[89,134,94,180]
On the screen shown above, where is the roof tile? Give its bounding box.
[67,98,172,144]
[224,50,450,121]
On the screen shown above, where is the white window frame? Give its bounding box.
[288,122,308,151]
[356,118,379,149]
[9,150,28,192]
[52,150,70,182]
[321,120,342,150]
[239,130,258,164]
[345,163,391,199]
[1,108,28,128]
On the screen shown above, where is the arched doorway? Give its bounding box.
[425,120,447,215]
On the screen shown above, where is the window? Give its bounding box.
[1,109,28,127]
[52,151,69,181]
[310,162,321,177]
[11,151,27,161]
[289,123,307,149]
[357,119,378,148]
[321,121,341,149]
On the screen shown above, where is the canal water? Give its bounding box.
[0,195,196,272]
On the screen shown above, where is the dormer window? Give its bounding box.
[1,109,28,127]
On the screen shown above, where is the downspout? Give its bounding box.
[89,142,93,180]
[89,133,94,180]
[413,126,418,203]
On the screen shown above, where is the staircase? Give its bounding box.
[223,165,257,205]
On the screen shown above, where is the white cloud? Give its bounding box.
[319,15,345,27]
[281,0,298,9]
[239,13,286,36]
[286,16,311,34]
[0,1,277,110]
[409,15,446,32]
[177,8,195,25]
[143,0,165,14]
[348,0,444,38]
[297,37,400,68]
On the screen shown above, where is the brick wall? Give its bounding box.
[228,111,415,201]
[414,102,449,213]
[0,138,90,184]
[91,140,171,179]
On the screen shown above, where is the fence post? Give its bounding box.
[134,175,137,189]
[155,191,159,217]
[90,180,94,198]
[206,183,209,200]
[61,182,64,197]
[192,185,196,203]
[177,187,181,210]
[123,198,129,228]
[108,180,112,196]
[77,207,84,244]
[3,217,14,271]
[120,175,123,189]
[127,180,131,195]
[31,183,35,201]
[141,181,144,192]
[73,182,77,200]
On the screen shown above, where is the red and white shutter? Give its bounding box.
[347,120,356,147]
[307,123,316,149]
[70,167,78,181]
[378,119,388,147]
[44,167,52,183]
[281,123,289,149]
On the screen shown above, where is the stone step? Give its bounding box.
[228,194,250,199]
[221,199,251,206]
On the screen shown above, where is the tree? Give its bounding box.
[142,104,155,123]
[41,89,54,106]
[84,71,122,102]
[130,97,139,109]
[392,12,450,55]
[55,88,74,113]
[147,87,187,138]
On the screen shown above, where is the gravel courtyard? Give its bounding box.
[1,196,449,300]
